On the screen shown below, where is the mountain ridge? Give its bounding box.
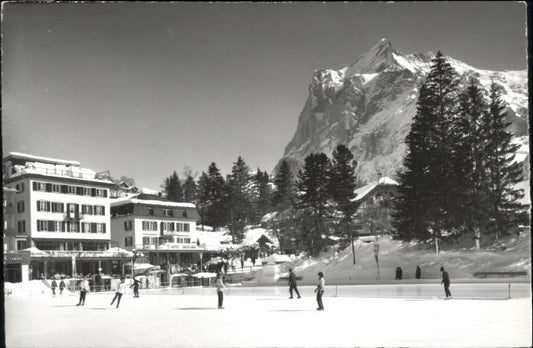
[282,39,528,183]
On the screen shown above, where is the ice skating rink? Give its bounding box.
[5,284,532,347]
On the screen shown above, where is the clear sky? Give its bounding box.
[1,2,527,190]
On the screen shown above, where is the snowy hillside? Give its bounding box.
[246,231,530,286]
[283,39,528,183]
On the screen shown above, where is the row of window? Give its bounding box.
[36,220,107,233]
[138,221,190,232]
[36,201,106,216]
[33,181,108,197]
[123,236,193,248]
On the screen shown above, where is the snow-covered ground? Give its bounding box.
[5,288,531,347]
[249,231,531,286]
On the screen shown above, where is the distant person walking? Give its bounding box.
[440,266,452,299]
[76,277,90,306]
[415,265,421,279]
[51,280,57,296]
[110,277,127,308]
[216,272,226,309]
[314,272,325,311]
[59,279,65,295]
[130,277,140,298]
[288,269,301,299]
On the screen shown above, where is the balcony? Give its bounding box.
[63,213,85,221]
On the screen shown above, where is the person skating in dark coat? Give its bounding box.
[59,279,65,295]
[314,272,325,311]
[288,269,301,299]
[415,265,421,279]
[130,277,140,298]
[440,266,452,299]
[51,280,57,296]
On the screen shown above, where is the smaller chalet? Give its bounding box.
[352,176,399,236]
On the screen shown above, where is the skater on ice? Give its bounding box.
[110,276,127,308]
[59,278,65,295]
[216,271,226,309]
[130,277,140,298]
[288,269,301,299]
[314,272,325,311]
[76,277,90,306]
[440,266,452,299]
[51,279,57,296]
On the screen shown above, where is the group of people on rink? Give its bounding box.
[67,265,452,309]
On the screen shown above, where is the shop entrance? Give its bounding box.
[4,263,22,283]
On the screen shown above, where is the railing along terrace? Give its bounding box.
[13,164,97,180]
[40,250,132,258]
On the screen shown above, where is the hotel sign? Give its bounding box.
[4,251,31,265]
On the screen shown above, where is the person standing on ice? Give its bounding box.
[415,265,421,279]
[76,277,90,306]
[59,278,65,295]
[314,272,325,310]
[288,269,301,299]
[51,279,57,296]
[110,277,127,308]
[440,266,452,299]
[216,272,226,309]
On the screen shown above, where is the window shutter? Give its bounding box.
[171,222,175,231]
[91,188,96,197]
[160,222,164,232]
[91,223,97,233]
[62,221,66,232]
[103,190,108,198]
[33,182,38,191]
[47,201,51,212]
[103,224,106,233]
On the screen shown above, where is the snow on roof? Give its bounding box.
[140,187,160,195]
[110,197,196,208]
[7,152,81,166]
[353,176,399,201]
[241,228,276,247]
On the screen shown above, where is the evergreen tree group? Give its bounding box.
[393,51,527,248]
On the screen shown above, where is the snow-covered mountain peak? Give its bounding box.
[283,40,528,184]
[345,38,395,75]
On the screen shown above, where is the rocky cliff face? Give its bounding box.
[283,39,528,183]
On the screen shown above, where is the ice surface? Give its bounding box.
[5,288,531,347]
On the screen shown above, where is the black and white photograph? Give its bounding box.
[2,2,531,347]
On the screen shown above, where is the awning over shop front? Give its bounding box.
[22,247,48,257]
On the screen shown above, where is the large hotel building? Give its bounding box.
[3,153,123,282]
[3,152,207,284]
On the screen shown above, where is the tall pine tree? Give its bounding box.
[271,159,296,253]
[196,172,209,229]
[484,82,527,239]
[226,156,251,243]
[328,144,359,264]
[206,162,228,229]
[164,171,184,202]
[295,153,331,256]
[183,175,197,203]
[393,51,460,252]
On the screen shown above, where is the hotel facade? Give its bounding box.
[3,152,126,282]
[111,194,206,282]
